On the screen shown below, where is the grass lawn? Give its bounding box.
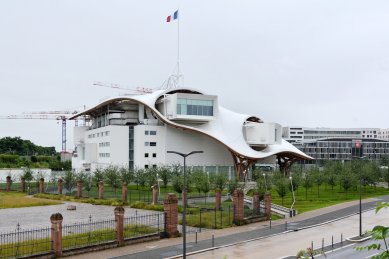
[270,184,389,213]
[0,191,61,209]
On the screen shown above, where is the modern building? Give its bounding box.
[295,138,389,164]
[70,88,310,179]
[282,126,389,164]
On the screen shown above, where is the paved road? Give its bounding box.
[188,208,389,259]
[325,239,385,259]
[77,196,389,259]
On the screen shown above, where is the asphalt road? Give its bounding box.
[110,195,389,259]
[326,239,386,258]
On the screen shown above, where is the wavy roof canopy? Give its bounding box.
[71,88,312,161]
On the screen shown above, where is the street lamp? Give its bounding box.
[289,176,296,217]
[167,150,203,259]
[353,155,366,237]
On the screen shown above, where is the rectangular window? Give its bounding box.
[150,142,157,146]
[152,153,157,158]
[152,165,157,168]
[177,98,213,116]
[150,131,157,135]
[145,142,149,146]
[145,165,149,169]
[145,130,149,135]
[145,153,149,158]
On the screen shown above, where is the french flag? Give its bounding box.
[166,10,178,22]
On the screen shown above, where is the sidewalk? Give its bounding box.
[69,196,386,259]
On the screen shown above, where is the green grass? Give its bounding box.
[270,184,389,213]
[34,193,127,206]
[0,191,60,209]
[0,224,157,258]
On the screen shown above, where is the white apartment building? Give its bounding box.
[283,126,386,143]
[70,88,310,179]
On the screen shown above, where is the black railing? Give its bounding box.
[62,216,116,250]
[0,224,52,259]
[123,213,163,239]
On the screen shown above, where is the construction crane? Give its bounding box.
[0,110,81,153]
[93,81,153,94]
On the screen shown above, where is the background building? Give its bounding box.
[283,126,389,164]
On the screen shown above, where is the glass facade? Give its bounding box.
[177,98,213,116]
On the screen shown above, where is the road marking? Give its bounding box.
[365,252,379,258]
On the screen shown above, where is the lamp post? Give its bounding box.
[353,155,366,237]
[167,150,203,259]
[289,176,296,217]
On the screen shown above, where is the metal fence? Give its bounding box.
[0,224,52,259]
[123,213,163,239]
[62,216,117,250]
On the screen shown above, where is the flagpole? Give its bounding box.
[177,9,180,84]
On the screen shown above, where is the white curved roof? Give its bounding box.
[71,88,312,161]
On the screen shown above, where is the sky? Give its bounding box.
[0,0,389,152]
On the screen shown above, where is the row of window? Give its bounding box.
[145,142,157,146]
[99,142,110,147]
[99,153,110,158]
[145,153,157,158]
[145,130,157,135]
[304,130,361,135]
[88,131,110,139]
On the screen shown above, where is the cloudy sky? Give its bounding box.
[1,0,389,151]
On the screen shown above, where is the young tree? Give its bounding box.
[77,170,93,196]
[192,170,206,196]
[383,166,389,188]
[311,167,324,198]
[103,166,121,195]
[134,168,147,190]
[340,167,355,199]
[119,167,134,185]
[210,172,228,191]
[93,168,105,188]
[157,166,171,189]
[145,167,158,188]
[63,170,76,194]
[275,177,289,206]
[301,170,313,200]
[201,175,211,204]
[21,167,34,190]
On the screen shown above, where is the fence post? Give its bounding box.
[21,177,26,192]
[6,176,11,191]
[152,185,158,204]
[264,192,272,220]
[57,178,63,194]
[50,213,63,257]
[232,188,244,225]
[39,178,45,193]
[98,181,104,199]
[76,181,82,198]
[163,193,179,237]
[122,183,127,202]
[199,208,202,233]
[114,206,125,246]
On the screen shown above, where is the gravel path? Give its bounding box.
[0,200,156,233]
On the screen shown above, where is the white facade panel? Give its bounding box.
[165,127,232,167]
[133,125,166,169]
